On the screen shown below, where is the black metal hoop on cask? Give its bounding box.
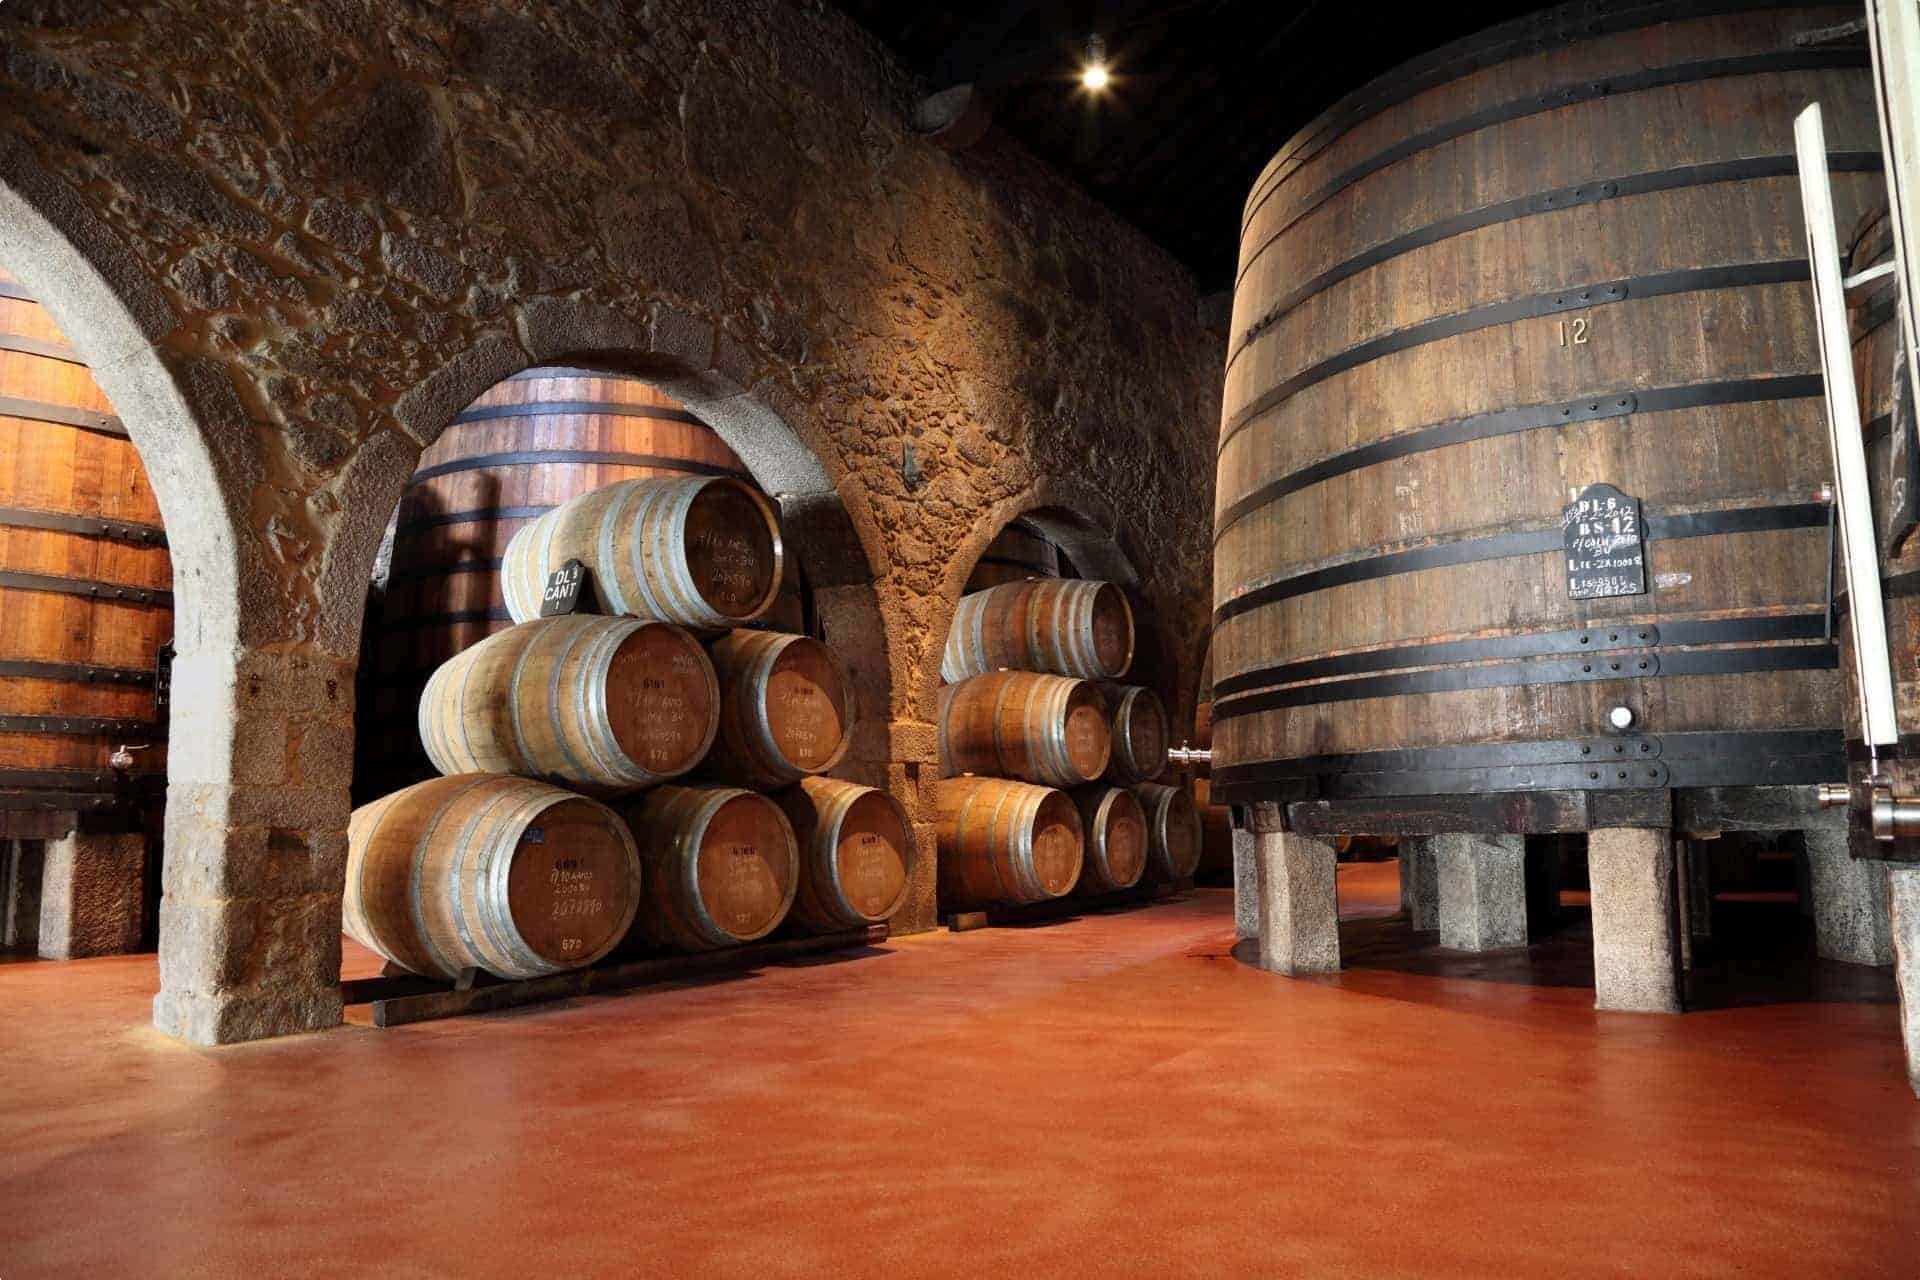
[1213,3,1870,826]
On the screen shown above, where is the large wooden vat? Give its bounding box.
[964,520,1062,593]
[1211,4,1878,811]
[418,615,719,793]
[620,785,800,950]
[364,368,758,791]
[937,672,1111,787]
[701,630,853,787]
[777,777,912,931]
[344,773,643,980]
[936,775,1082,909]
[0,268,170,813]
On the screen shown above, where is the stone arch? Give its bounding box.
[353,295,901,747]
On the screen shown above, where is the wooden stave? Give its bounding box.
[1135,782,1203,882]
[501,475,784,629]
[1213,9,1872,804]
[1096,683,1169,784]
[936,671,1113,788]
[0,270,172,791]
[1069,784,1148,894]
[619,784,800,950]
[940,579,1135,683]
[776,776,912,931]
[417,615,719,794]
[935,774,1083,908]
[701,629,854,788]
[343,773,643,980]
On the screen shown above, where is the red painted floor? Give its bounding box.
[2,864,1916,1277]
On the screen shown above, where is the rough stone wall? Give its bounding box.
[0,0,1221,1041]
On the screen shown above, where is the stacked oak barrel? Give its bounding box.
[344,391,908,985]
[935,562,1197,915]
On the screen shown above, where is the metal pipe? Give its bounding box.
[1168,743,1212,772]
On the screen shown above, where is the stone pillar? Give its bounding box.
[151,647,354,1045]
[1435,833,1527,951]
[1255,828,1340,975]
[36,830,145,959]
[1587,827,1682,1013]
[1400,836,1439,931]
[1889,868,1920,1099]
[1803,829,1894,966]
[1233,827,1259,940]
[2,838,44,952]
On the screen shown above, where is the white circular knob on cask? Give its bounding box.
[343,774,643,980]
[1069,785,1148,893]
[776,776,912,931]
[1134,782,1202,882]
[501,475,784,628]
[418,615,719,794]
[1097,683,1169,784]
[702,629,854,787]
[941,579,1134,683]
[936,775,1083,909]
[620,785,800,950]
[938,671,1111,788]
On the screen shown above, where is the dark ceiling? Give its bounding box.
[839,0,1548,289]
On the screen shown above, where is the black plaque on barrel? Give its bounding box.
[1561,484,1646,600]
[539,559,590,617]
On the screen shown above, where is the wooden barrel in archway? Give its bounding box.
[964,520,1062,593]
[362,367,787,794]
[1212,5,1876,812]
[0,267,170,818]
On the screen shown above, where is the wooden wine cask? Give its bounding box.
[941,579,1134,683]
[1135,782,1202,883]
[702,630,853,787]
[501,475,783,628]
[1097,683,1168,784]
[365,368,750,790]
[0,268,171,809]
[964,520,1061,593]
[1069,785,1148,894]
[777,776,912,931]
[620,785,800,950]
[937,671,1111,787]
[343,773,642,980]
[418,615,719,793]
[1213,3,1877,812]
[936,775,1082,908]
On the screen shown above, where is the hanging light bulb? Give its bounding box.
[1081,34,1109,90]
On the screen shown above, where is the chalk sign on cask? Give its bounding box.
[1561,484,1645,601]
[539,559,589,618]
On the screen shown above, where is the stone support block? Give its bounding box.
[1889,868,1920,1099]
[1435,833,1527,952]
[1255,831,1340,976]
[37,830,146,959]
[1399,837,1439,932]
[1588,827,1682,1014]
[1803,830,1894,966]
[1233,827,1258,940]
